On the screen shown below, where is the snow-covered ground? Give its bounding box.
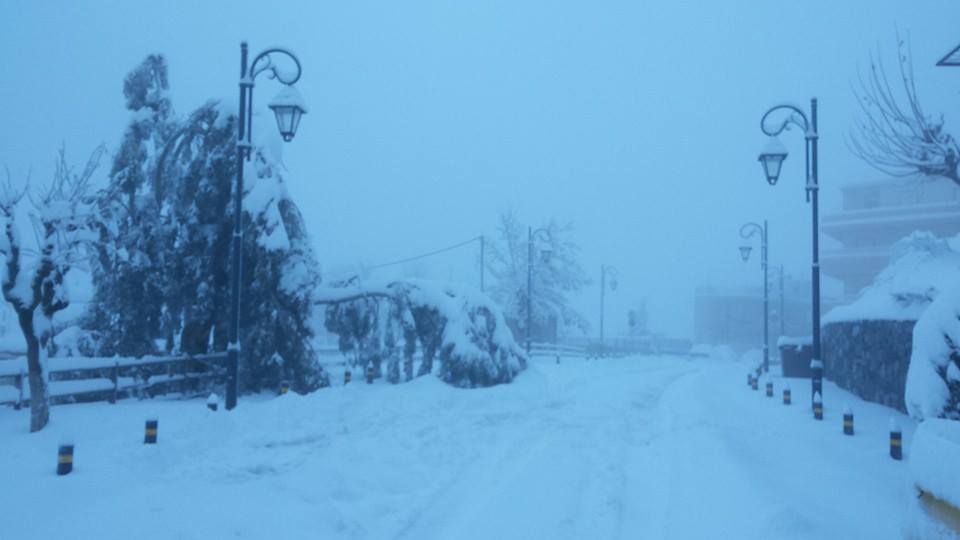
[0,354,930,539]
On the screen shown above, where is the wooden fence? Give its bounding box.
[0,353,227,408]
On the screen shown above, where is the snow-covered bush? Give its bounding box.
[906,283,960,420]
[322,280,526,388]
[824,232,960,325]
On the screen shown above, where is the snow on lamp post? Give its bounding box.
[758,99,821,411]
[600,265,618,356]
[739,221,769,373]
[526,226,552,356]
[226,43,306,411]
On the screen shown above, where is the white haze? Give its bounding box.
[1,0,959,338]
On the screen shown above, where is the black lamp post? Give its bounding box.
[226,43,307,410]
[739,221,768,373]
[599,265,618,356]
[526,226,552,356]
[758,98,821,410]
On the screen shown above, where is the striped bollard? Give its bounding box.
[279,380,290,395]
[783,386,791,405]
[206,393,218,411]
[56,444,74,476]
[765,381,773,398]
[890,418,902,460]
[843,405,854,436]
[365,366,375,384]
[751,376,758,391]
[344,370,352,385]
[747,373,752,387]
[144,419,158,444]
[813,392,823,420]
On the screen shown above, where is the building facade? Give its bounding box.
[821,175,960,302]
[693,276,831,352]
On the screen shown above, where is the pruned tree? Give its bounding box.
[0,146,105,432]
[850,34,960,183]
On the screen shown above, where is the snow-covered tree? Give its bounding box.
[0,146,105,432]
[484,210,590,337]
[86,55,327,393]
[85,54,175,358]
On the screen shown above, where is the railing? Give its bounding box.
[0,353,227,408]
[530,338,696,359]
[529,342,588,358]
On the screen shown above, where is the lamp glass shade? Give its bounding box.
[540,249,553,264]
[268,86,308,142]
[758,152,787,185]
[739,245,753,262]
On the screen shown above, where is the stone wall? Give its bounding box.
[822,320,916,412]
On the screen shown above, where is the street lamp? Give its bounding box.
[527,226,552,356]
[600,265,618,357]
[226,43,306,410]
[739,221,769,373]
[758,98,821,411]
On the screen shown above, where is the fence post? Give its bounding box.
[110,362,119,404]
[14,368,24,410]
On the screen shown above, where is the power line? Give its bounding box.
[326,235,483,280]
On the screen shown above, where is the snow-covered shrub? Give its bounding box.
[321,280,526,388]
[824,232,960,325]
[403,281,526,388]
[906,284,960,420]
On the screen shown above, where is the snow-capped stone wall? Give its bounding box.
[821,232,960,413]
[822,320,915,412]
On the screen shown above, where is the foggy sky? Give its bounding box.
[2,0,959,339]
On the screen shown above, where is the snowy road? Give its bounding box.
[0,355,917,539]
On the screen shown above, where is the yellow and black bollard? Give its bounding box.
[365,366,375,384]
[890,419,902,460]
[206,393,218,411]
[747,373,752,387]
[765,381,773,398]
[279,380,290,395]
[344,370,352,385]
[751,376,758,391]
[813,392,823,420]
[556,354,560,365]
[56,444,74,476]
[783,387,791,405]
[843,405,854,436]
[144,419,158,444]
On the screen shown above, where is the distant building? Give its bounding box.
[693,277,839,352]
[821,175,960,302]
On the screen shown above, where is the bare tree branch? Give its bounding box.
[848,33,960,184]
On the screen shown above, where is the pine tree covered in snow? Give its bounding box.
[85,54,175,358]
[85,55,326,393]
